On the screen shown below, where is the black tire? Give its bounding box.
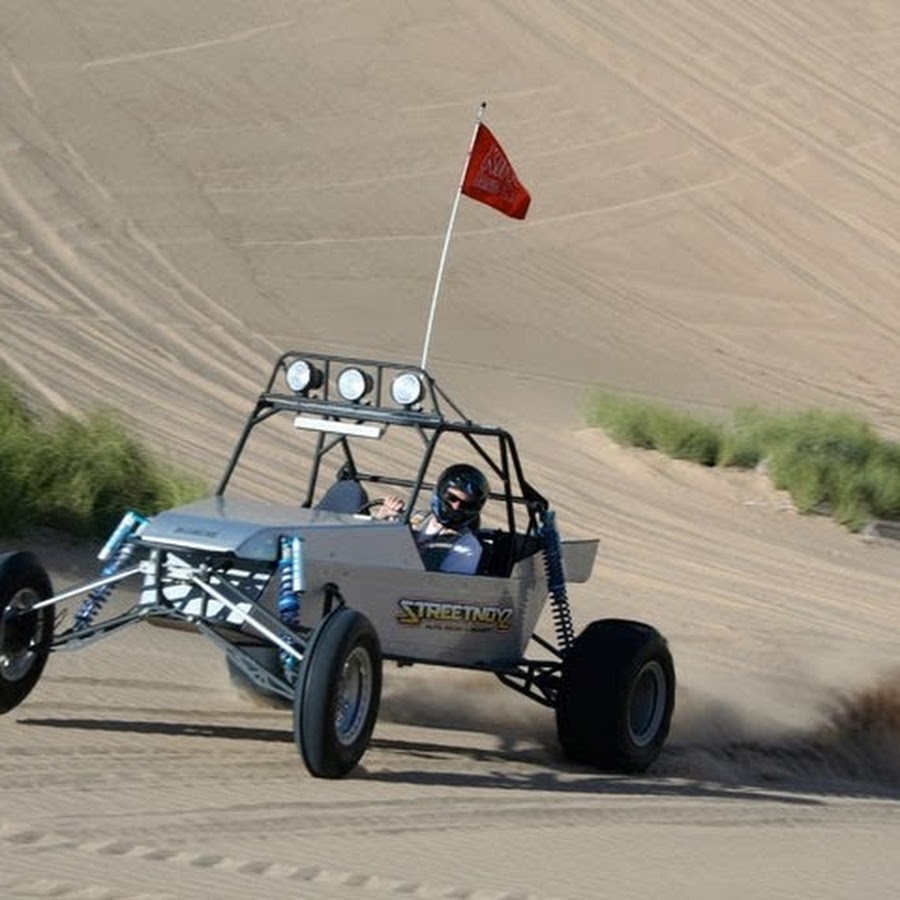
[294,608,381,778]
[556,618,674,773]
[0,551,55,714]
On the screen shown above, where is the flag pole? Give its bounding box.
[420,101,486,371]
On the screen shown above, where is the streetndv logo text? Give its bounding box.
[397,598,513,632]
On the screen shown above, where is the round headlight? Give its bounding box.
[337,367,372,402]
[391,371,424,407]
[285,359,323,394]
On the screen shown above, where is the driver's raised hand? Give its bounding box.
[371,495,405,520]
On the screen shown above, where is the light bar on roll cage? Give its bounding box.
[390,371,424,408]
[268,352,456,424]
[285,358,324,395]
[337,367,373,403]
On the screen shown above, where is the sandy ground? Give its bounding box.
[3,2,900,897]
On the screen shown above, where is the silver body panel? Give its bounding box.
[138,497,597,667]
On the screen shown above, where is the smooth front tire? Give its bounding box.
[0,551,55,714]
[556,618,674,773]
[294,608,382,778]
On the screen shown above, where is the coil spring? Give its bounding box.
[277,536,300,676]
[540,509,575,652]
[74,541,135,629]
[277,540,299,628]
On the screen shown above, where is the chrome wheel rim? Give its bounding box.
[335,646,373,746]
[628,660,667,747]
[1,588,44,681]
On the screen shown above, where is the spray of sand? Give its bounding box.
[380,664,900,790]
[658,670,900,791]
[223,641,900,792]
[379,667,557,752]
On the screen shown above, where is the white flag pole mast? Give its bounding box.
[419,101,486,371]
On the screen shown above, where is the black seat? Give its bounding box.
[315,479,369,514]
[477,531,543,577]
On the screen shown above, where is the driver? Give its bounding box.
[375,464,489,574]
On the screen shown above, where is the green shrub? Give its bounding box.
[0,381,36,531]
[862,444,900,520]
[0,376,206,538]
[587,392,721,465]
[586,392,660,449]
[587,393,900,531]
[717,407,781,468]
[756,410,877,528]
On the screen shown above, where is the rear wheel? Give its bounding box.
[294,608,381,778]
[556,618,674,772]
[0,552,55,714]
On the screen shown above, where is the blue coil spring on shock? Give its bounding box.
[277,535,304,676]
[539,508,575,653]
[74,511,148,629]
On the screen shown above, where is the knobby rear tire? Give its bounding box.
[556,618,675,773]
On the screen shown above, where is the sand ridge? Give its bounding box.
[2,2,900,897]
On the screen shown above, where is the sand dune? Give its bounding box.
[2,2,900,897]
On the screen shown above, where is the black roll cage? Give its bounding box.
[216,351,549,539]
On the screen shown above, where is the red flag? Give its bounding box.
[461,123,531,219]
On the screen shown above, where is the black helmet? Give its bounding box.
[431,464,489,528]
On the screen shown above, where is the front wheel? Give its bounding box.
[0,552,55,714]
[294,608,382,778]
[556,618,674,773]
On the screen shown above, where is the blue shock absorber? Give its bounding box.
[539,508,575,653]
[277,535,304,677]
[74,511,148,629]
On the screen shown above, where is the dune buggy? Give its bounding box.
[0,351,675,777]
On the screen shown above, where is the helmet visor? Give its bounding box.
[442,489,480,514]
[433,488,480,527]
